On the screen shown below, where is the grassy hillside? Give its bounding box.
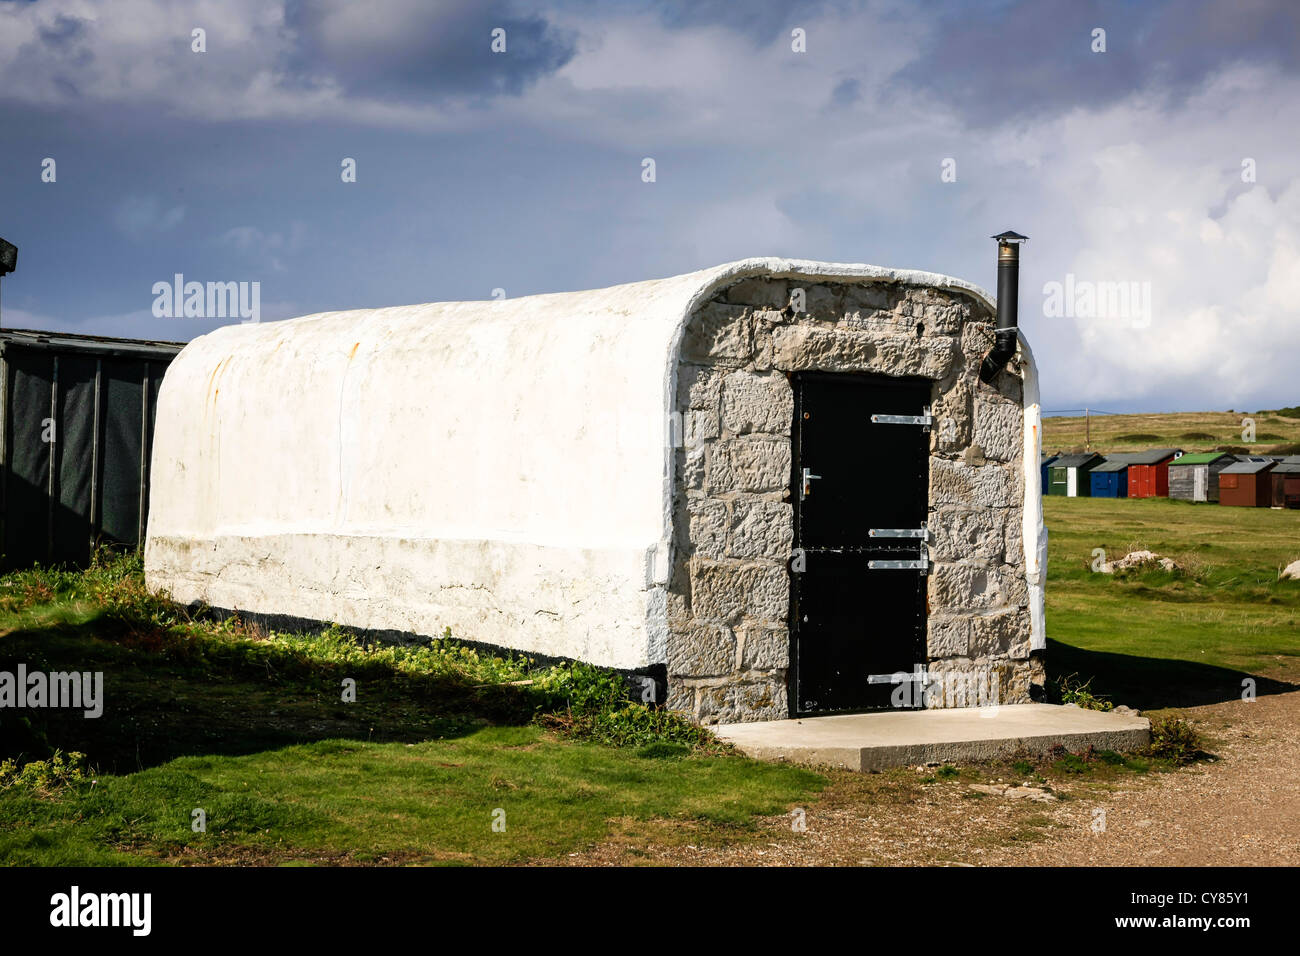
[1042,407,1300,456]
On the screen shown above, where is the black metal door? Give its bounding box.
[791,372,930,716]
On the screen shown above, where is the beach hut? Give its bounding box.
[1168,452,1236,503]
[1047,452,1103,497]
[1268,459,1300,509]
[1126,448,1183,499]
[1089,458,1130,498]
[1040,454,1058,495]
[1218,459,1275,507]
[144,255,1049,724]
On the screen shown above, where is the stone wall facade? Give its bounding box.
[666,276,1043,724]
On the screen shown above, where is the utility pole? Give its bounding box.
[0,237,17,330]
[1085,407,1090,449]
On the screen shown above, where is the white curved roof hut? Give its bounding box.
[146,257,1046,724]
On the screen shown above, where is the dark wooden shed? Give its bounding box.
[1040,454,1058,496]
[1269,459,1300,509]
[1047,452,1103,497]
[1126,447,1183,499]
[1218,459,1275,508]
[1088,458,1130,498]
[1168,452,1236,503]
[0,328,183,569]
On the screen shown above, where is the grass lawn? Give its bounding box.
[0,728,821,866]
[4,493,1297,866]
[1042,495,1300,709]
[0,557,822,865]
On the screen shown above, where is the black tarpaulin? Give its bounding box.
[1,330,183,570]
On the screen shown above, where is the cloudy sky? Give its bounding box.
[0,0,1297,412]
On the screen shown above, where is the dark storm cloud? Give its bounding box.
[37,13,88,49]
[280,0,577,102]
[5,12,93,102]
[895,0,1300,126]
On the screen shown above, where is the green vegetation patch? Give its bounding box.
[0,728,823,865]
[1043,496,1300,710]
[0,553,824,865]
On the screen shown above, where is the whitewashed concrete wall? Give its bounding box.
[145,259,1042,685]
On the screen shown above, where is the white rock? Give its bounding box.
[1100,549,1181,573]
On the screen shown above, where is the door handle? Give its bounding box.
[801,467,822,500]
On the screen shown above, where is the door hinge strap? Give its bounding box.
[868,547,929,572]
[871,406,933,431]
[869,522,930,540]
[867,666,928,685]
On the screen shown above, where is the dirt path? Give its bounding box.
[548,686,1300,866]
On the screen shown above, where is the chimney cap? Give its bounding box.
[992,230,1029,243]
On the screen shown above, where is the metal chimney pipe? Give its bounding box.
[978,230,1027,385]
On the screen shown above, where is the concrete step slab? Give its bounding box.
[713,703,1151,771]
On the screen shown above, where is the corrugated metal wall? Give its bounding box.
[0,333,180,569]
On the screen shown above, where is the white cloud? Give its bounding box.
[113,195,186,238]
[218,223,309,272]
[0,0,449,126]
[1006,66,1300,410]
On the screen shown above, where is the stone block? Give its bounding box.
[929,562,1012,610]
[918,297,970,335]
[841,309,910,336]
[929,458,1018,508]
[664,680,696,715]
[668,622,737,677]
[705,438,791,494]
[696,676,788,724]
[873,334,959,380]
[927,616,969,658]
[683,408,719,448]
[1003,510,1023,566]
[973,397,1022,463]
[960,321,996,365]
[680,447,706,492]
[721,370,793,435]
[930,381,971,454]
[739,625,789,670]
[683,302,751,365]
[753,329,774,371]
[929,507,1004,562]
[1002,568,1029,607]
[729,500,793,560]
[969,608,1031,659]
[690,560,788,624]
[687,498,728,559]
[772,326,876,370]
[996,660,1036,703]
[677,364,720,411]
